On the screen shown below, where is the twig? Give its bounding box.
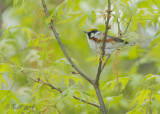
[101,55,110,71]
[41,0,93,84]
[123,14,133,35]
[0,53,100,108]
[95,0,111,85]
[94,0,112,114]
[72,71,80,74]
[117,18,122,36]
[25,74,100,108]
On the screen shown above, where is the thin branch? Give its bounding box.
[93,0,111,114]
[123,14,133,35]
[29,76,100,108]
[117,18,122,36]
[41,0,93,84]
[0,53,100,108]
[95,0,111,85]
[101,54,110,71]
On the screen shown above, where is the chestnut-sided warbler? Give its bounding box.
[84,29,134,56]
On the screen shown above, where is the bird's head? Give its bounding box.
[83,28,100,39]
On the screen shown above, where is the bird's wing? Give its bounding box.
[108,35,129,44]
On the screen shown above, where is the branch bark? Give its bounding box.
[95,0,111,85]
[101,54,110,71]
[93,0,112,114]
[123,14,133,35]
[41,0,93,84]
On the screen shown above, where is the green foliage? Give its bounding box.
[106,77,130,91]
[105,94,123,109]
[0,0,160,113]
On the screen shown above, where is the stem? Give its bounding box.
[41,0,93,84]
[123,14,133,35]
[94,84,107,114]
[101,54,110,71]
[95,0,111,85]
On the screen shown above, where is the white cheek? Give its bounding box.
[95,32,103,39]
[90,33,95,37]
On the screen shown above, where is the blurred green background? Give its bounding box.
[0,0,160,113]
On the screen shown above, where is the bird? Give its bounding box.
[83,28,134,56]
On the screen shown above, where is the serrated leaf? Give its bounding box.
[1,25,20,39]
[119,77,130,91]
[105,94,123,109]
[144,74,160,82]
[54,2,65,18]
[66,0,73,10]
[106,77,130,91]
[132,89,151,106]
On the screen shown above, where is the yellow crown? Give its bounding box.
[88,28,97,32]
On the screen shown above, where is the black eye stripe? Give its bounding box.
[87,30,98,37]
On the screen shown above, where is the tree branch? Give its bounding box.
[0,53,100,108]
[101,54,110,71]
[27,74,100,108]
[93,1,112,114]
[41,0,93,84]
[95,0,111,85]
[123,14,133,35]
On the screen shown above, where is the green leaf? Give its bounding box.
[132,89,151,106]
[105,94,123,109]
[45,12,54,25]
[86,11,96,23]
[13,0,19,5]
[92,11,96,23]
[119,77,130,91]
[0,64,12,73]
[0,90,19,104]
[106,77,130,91]
[1,25,20,39]
[58,13,82,24]
[0,74,8,88]
[66,0,73,10]
[54,2,65,18]
[79,14,87,28]
[144,74,160,82]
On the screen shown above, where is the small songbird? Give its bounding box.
[84,28,134,56]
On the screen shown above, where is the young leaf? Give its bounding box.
[106,77,130,91]
[105,94,123,109]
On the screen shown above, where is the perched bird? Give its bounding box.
[84,29,134,56]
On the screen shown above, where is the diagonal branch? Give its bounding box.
[123,14,133,35]
[95,0,111,85]
[41,0,93,84]
[0,53,100,108]
[101,54,110,71]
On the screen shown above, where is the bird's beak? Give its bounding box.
[83,31,88,33]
